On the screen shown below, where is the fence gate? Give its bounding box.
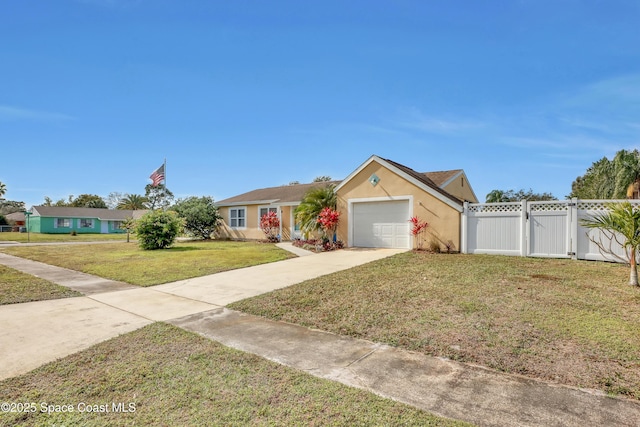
[526,201,572,258]
[462,199,640,263]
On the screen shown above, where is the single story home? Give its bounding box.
[27,206,148,234]
[217,180,341,242]
[5,211,26,226]
[217,155,478,250]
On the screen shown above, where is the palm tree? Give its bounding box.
[581,201,640,286]
[0,181,6,199]
[117,194,148,210]
[613,149,640,199]
[294,184,337,238]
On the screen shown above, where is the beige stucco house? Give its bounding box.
[216,155,478,250]
[216,181,340,241]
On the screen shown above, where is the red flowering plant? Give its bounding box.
[409,216,428,250]
[317,207,340,242]
[260,211,280,242]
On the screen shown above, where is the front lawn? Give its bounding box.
[0,323,469,427]
[229,252,640,399]
[0,265,81,305]
[0,241,295,286]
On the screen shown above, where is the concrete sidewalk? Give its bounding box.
[171,308,640,427]
[2,245,640,426]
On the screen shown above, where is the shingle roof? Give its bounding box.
[5,211,25,222]
[423,169,462,187]
[216,181,340,205]
[381,158,462,205]
[31,206,148,220]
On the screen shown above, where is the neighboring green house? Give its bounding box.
[28,206,148,234]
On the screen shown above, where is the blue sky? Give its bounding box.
[2,0,639,208]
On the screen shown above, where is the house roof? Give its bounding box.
[216,181,340,206]
[423,169,463,187]
[334,155,464,212]
[379,157,463,206]
[31,206,148,220]
[217,156,470,209]
[5,211,25,222]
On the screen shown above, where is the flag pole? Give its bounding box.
[164,158,167,189]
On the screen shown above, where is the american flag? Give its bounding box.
[150,164,165,186]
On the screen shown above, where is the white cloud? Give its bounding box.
[0,105,75,122]
[394,108,485,135]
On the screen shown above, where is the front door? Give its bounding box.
[290,207,302,240]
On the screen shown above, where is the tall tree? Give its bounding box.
[117,194,148,210]
[106,192,125,209]
[144,184,174,210]
[0,181,6,199]
[485,188,556,203]
[0,200,26,215]
[294,184,337,238]
[313,176,333,182]
[70,194,107,208]
[581,202,640,286]
[42,195,74,206]
[571,149,640,199]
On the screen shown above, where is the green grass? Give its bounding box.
[0,232,128,243]
[229,252,640,399]
[0,240,295,286]
[0,323,470,427]
[0,265,81,305]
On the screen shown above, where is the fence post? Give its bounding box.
[520,200,528,257]
[570,198,579,260]
[461,201,468,254]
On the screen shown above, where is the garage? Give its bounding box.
[352,200,411,248]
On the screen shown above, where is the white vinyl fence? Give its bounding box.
[461,199,640,263]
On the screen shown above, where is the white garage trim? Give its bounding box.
[348,196,413,249]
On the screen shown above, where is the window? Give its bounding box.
[80,218,94,228]
[229,207,246,228]
[56,218,70,228]
[112,221,123,230]
[259,206,278,221]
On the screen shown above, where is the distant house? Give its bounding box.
[5,211,26,227]
[217,154,478,250]
[28,206,148,234]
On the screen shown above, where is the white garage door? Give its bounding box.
[352,200,410,248]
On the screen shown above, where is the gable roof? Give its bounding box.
[335,155,464,212]
[5,211,25,222]
[216,181,340,206]
[423,169,463,187]
[31,206,148,220]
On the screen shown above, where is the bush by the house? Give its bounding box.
[292,238,344,252]
[135,209,183,250]
[171,196,222,240]
[259,211,280,242]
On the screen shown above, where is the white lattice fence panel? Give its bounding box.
[526,201,570,258]
[465,202,524,255]
[576,200,640,262]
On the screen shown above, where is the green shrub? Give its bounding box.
[135,210,183,250]
[171,196,222,240]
